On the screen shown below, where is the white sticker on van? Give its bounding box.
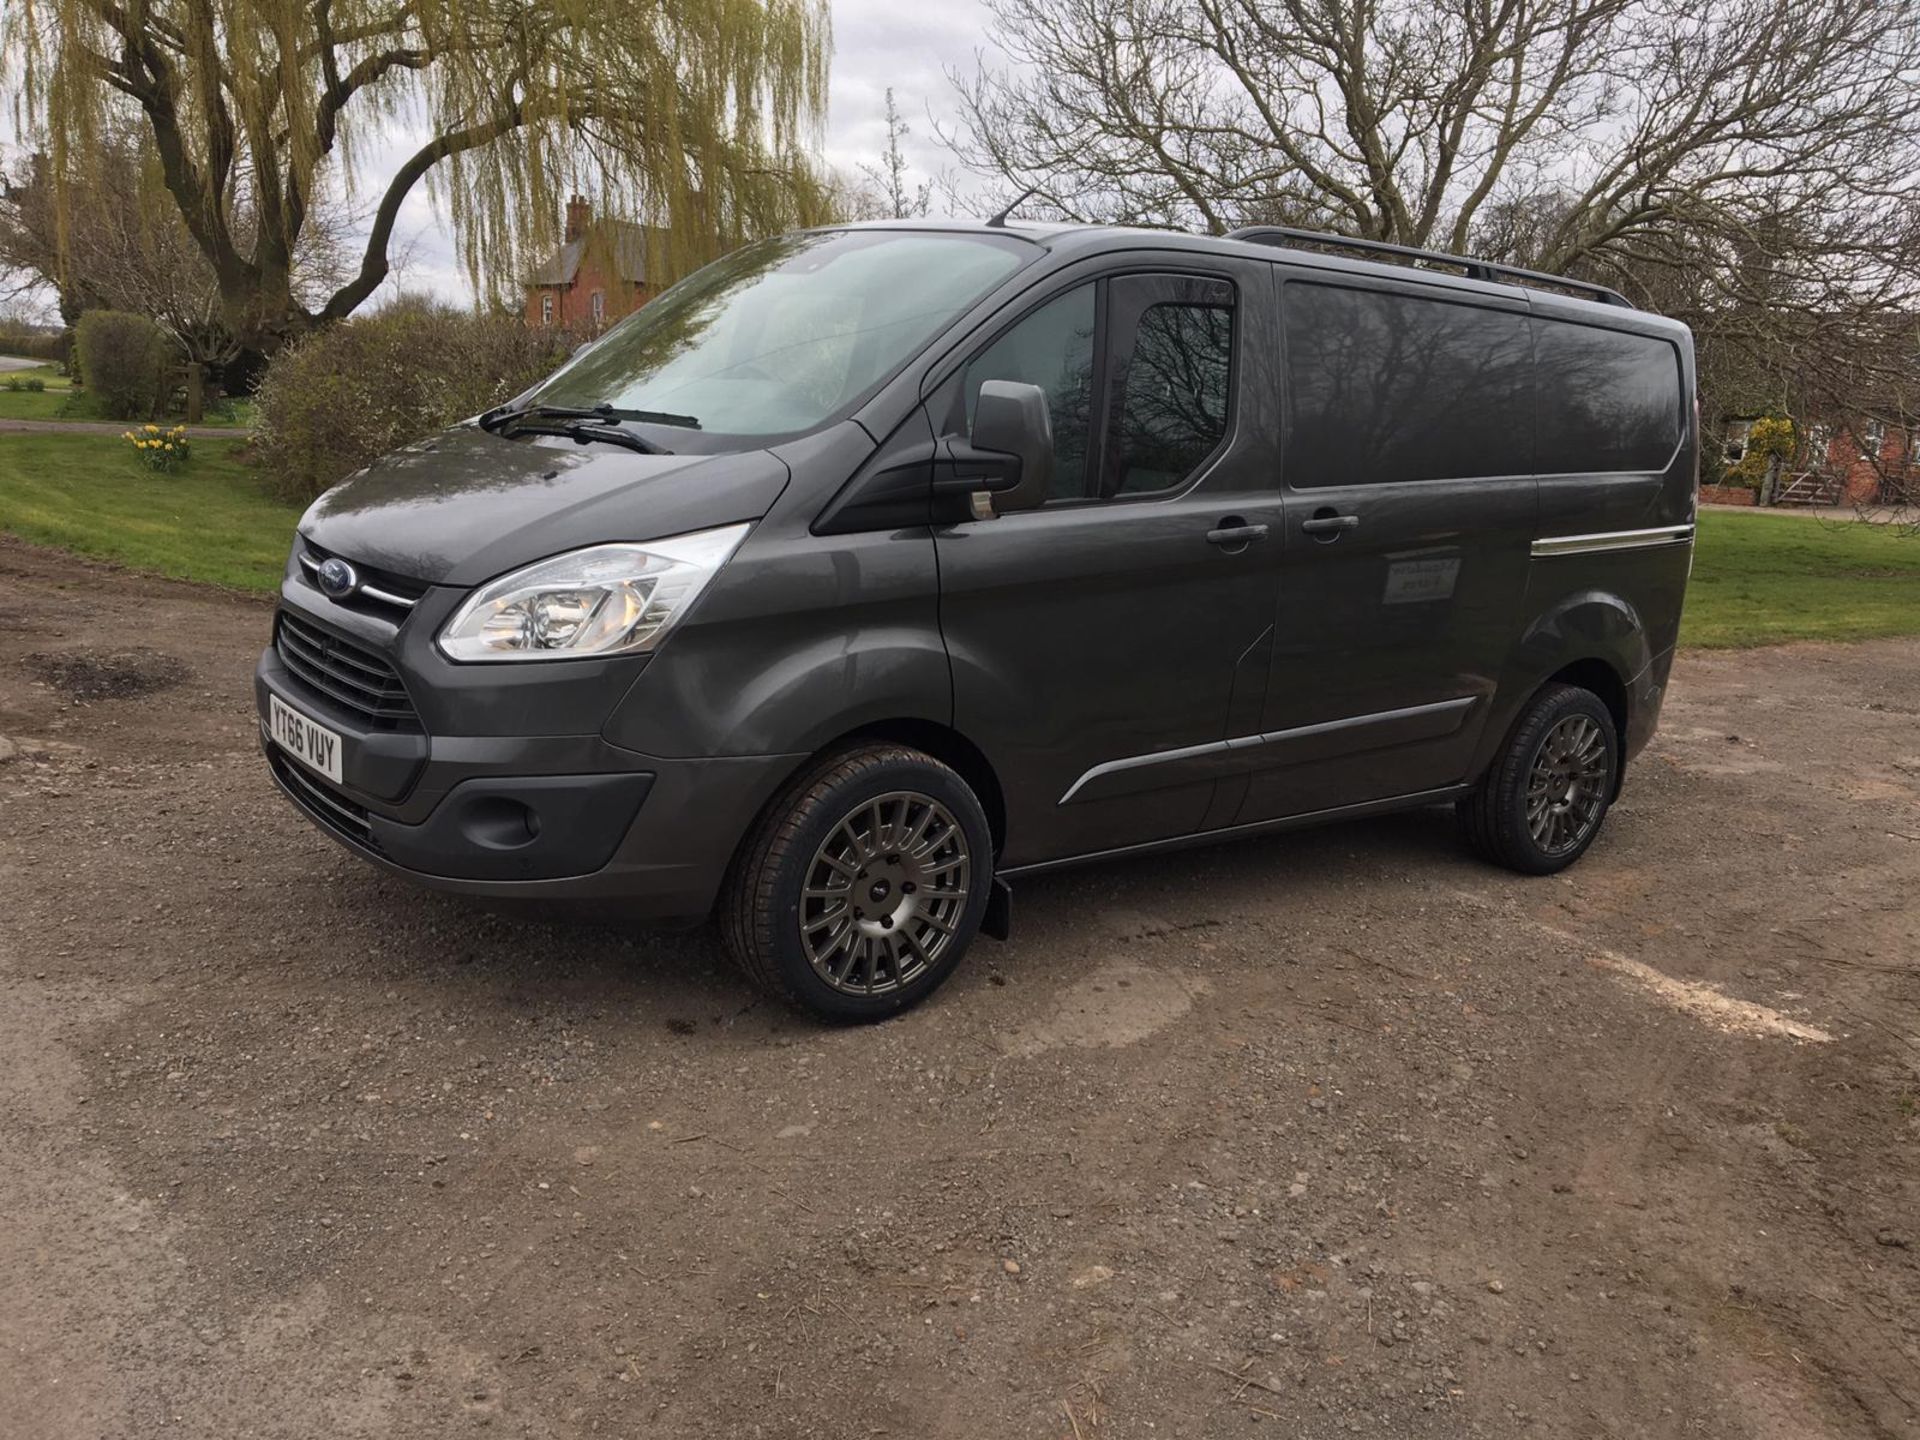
[1382,556,1460,605]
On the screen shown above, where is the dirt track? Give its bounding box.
[1,533,1917,1439]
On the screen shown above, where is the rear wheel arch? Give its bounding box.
[1547,656,1630,748]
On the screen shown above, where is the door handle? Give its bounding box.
[1301,509,1360,540]
[1206,521,1269,547]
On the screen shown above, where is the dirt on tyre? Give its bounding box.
[720,743,994,1022]
[1459,682,1619,875]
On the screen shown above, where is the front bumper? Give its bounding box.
[256,641,800,922]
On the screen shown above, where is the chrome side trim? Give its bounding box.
[1057,696,1476,806]
[1058,736,1230,805]
[296,550,419,609]
[1530,524,1693,558]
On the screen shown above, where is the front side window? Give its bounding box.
[964,286,1097,500]
[961,272,1237,503]
[523,230,1030,438]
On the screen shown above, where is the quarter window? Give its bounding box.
[1107,296,1233,496]
[1532,320,1681,474]
[1283,283,1532,487]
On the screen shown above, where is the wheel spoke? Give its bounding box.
[796,788,975,997]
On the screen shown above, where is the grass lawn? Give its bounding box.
[0,431,299,592]
[0,366,255,428]
[1683,508,1920,647]
[0,362,69,386]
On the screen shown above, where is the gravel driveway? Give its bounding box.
[2,534,1916,1439]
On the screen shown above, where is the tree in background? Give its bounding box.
[2,0,832,362]
[859,89,932,221]
[950,0,1920,471]
[0,130,353,380]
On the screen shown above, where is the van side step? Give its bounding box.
[981,876,1014,941]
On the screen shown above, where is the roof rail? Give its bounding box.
[1226,225,1634,309]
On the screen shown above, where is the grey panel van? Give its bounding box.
[257,222,1696,1020]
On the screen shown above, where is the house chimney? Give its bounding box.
[565,194,590,243]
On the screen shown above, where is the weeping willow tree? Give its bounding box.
[2,0,832,357]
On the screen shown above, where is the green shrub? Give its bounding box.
[24,377,44,392]
[75,310,170,420]
[254,298,576,500]
[1732,414,1796,484]
[0,328,72,365]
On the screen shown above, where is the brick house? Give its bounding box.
[523,197,667,332]
[1722,413,1918,507]
[1800,421,1917,505]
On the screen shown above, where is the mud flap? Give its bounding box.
[981,876,1013,942]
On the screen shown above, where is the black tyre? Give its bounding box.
[719,743,994,1022]
[1458,683,1619,875]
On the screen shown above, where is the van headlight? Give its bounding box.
[437,524,750,661]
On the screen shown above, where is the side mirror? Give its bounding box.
[967,380,1053,516]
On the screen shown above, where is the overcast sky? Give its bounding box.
[3,0,1001,318]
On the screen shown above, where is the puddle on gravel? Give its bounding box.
[22,647,190,702]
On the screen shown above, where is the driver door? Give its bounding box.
[932,259,1285,867]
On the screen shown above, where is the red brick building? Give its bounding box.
[1723,414,1918,507]
[1804,421,1917,505]
[523,197,666,332]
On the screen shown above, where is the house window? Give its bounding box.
[590,290,606,326]
[540,292,554,326]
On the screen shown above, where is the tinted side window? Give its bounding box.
[1107,299,1233,496]
[1533,321,1682,473]
[965,285,1095,500]
[1283,283,1532,487]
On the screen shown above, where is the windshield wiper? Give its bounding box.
[479,401,702,433]
[509,419,672,455]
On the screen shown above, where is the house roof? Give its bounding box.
[527,220,667,288]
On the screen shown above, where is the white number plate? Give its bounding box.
[269,693,344,784]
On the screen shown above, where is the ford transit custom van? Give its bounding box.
[258,222,1695,1020]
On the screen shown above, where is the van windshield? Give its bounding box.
[517,230,1030,438]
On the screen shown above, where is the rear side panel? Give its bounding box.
[1481,297,1696,774]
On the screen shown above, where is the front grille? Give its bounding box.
[268,748,380,852]
[274,611,421,731]
[297,539,430,617]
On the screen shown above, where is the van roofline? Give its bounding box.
[805,219,1668,324]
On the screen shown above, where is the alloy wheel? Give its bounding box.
[1526,714,1610,855]
[798,790,972,996]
